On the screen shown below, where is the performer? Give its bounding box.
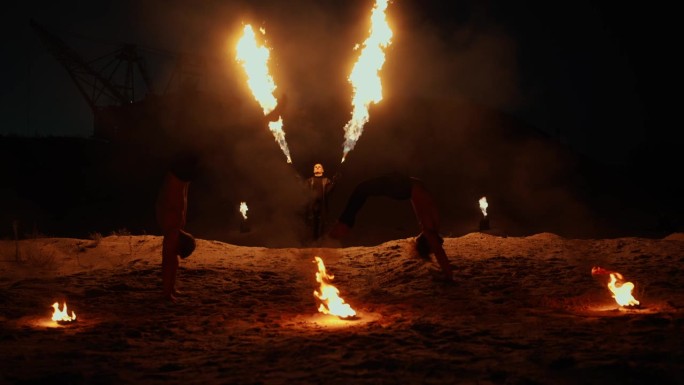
[305,163,338,241]
[156,151,198,301]
[329,172,453,281]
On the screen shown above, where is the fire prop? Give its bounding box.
[340,0,393,163]
[239,201,248,220]
[591,267,640,307]
[236,24,292,164]
[313,256,357,319]
[478,196,490,231]
[239,201,250,233]
[51,302,76,324]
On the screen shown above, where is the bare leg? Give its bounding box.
[411,183,453,280]
[162,230,181,301]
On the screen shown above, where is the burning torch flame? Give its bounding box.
[592,267,640,307]
[51,302,76,323]
[479,196,488,217]
[313,256,356,319]
[239,201,248,220]
[236,24,292,164]
[341,0,393,163]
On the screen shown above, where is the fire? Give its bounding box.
[592,267,640,307]
[239,201,248,220]
[313,256,356,319]
[479,196,488,217]
[341,0,393,163]
[235,24,292,164]
[51,302,76,323]
[607,273,640,307]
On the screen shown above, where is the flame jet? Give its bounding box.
[341,0,393,163]
[236,24,292,163]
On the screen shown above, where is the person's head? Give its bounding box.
[313,163,324,177]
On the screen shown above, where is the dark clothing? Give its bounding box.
[306,175,335,240]
[338,173,418,227]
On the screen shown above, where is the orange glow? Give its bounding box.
[341,0,393,163]
[51,302,76,323]
[313,256,356,319]
[235,24,292,163]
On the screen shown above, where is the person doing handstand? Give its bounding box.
[328,172,454,281]
[156,151,198,302]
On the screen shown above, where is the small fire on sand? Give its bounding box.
[591,266,640,307]
[313,256,357,320]
[51,301,76,325]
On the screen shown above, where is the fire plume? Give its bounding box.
[341,0,393,163]
[51,302,76,323]
[239,201,248,220]
[313,256,356,319]
[236,24,292,163]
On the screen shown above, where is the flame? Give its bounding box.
[236,24,292,163]
[341,0,393,163]
[607,273,640,307]
[313,256,356,319]
[239,201,248,220]
[51,302,76,323]
[479,196,488,217]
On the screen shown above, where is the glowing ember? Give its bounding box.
[51,302,76,323]
[313,256,357,319]
[235,24,292,163]
[592,267,640,307]
[479,196,488,217]
[239,201,248,220]
[341,0,393,163]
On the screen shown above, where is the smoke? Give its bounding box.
[9,0,654,242]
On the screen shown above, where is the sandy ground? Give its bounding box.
[1,232,683,385]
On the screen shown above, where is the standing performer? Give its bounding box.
[305,163,338,241]
[329,172,454,281]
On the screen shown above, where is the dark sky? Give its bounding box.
[2,0,678,165]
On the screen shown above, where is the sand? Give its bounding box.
[1,232,683,384]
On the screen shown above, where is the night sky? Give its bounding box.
[1,0,681,241]
[3,0,677,162]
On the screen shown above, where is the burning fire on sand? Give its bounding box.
[313,256,357,320]
[51,301,76,324]
[591,266,640,307]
